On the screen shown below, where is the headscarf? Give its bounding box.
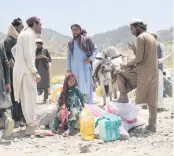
[58,73,78,107]
[26,16,40,26]
[7,24,19,39]
[68,24,94,57]
[130,19,147,31]
[7,18,23,39]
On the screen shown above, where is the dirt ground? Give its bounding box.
[0,98,173,156]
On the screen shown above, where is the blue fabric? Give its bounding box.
[67,41,97,104]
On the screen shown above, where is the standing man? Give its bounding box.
[4,18,24,126]
[120,20,159,132]
[13,17,45,136]
[35,38,52,104]
[67,24,97,104]
[0,44,13,136]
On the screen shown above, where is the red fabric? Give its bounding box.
[60,104,68,128]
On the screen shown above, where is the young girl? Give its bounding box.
[49,73,86,136]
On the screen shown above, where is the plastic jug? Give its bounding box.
[80,108,95,140]
[96,85,102,97]
[95,114,121,141]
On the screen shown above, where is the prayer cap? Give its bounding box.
[26,16,40,26]
[35,38,43,43]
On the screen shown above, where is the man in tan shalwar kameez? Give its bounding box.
[117,20,159,132]
[13,17,46,136]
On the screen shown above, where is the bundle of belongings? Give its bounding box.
[79,103,144,141]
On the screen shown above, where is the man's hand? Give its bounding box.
[35,73,41,83]
[5,84,11,93]
[33,73,41,82]
[8,59,14,68]
[36,55,47,59]
[84,58,91,64]
[128,42,136,52]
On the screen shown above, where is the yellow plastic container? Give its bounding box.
[96,85,102,97]
[51,87,62,103]
[80,108,95,140]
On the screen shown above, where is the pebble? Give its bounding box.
[59,147,65,151]
[30,135,35,139]
[32,139,37,143]
[79,145,91,153]
[28,141,33,144]
[14,138,18,143]
[97,140,105,144]
[77,141,84,146]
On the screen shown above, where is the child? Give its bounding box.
[49,73,86,136]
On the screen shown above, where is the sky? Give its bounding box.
[0,0,173,36]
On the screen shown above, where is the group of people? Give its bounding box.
[0,16,169,137]
[0,17,52,136]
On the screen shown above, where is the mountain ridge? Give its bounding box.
[0,26,173,57]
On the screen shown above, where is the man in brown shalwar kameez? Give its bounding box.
[117,20,159,132]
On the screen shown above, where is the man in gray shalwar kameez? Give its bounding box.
[35,39,52,103]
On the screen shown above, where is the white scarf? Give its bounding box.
[7,24,19,39]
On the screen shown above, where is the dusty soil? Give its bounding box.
[0,98,173,156]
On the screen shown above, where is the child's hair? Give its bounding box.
[58,73,78,105]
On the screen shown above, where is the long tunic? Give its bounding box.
[0,44,11,109]
[126,32,159,106]
[35,48,52,89]
[13,27,37,103]
[67,41,97,104]
[50,86,85,133]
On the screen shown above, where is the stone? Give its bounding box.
[79,145,91,153]
[97,140,105,144]
[32,139,37,143]
[30,135,35,139]
[14,138,18,143]
[28,141,33,144]
[77,141,84,146]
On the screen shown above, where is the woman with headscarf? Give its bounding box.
[4,18,24,126]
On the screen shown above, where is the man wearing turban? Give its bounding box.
[117,20,159,132]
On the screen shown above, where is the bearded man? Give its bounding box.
[67,24,97,104]
[13,17,45,136]
[118,20,159,132]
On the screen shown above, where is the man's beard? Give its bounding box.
[135,29,141,37]
[73,34,81,39]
